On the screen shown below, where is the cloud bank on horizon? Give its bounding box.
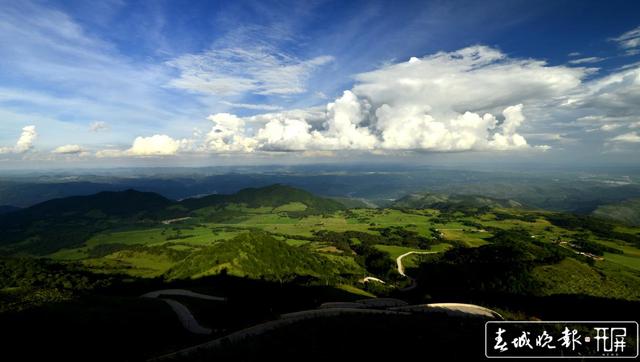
[1,1,640,163]
[94,44,638,157]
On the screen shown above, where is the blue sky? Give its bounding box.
[0,0,639,167]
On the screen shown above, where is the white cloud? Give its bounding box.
[97,134,192,157]
[52,144,83,154]
[600,123,623,132]
[128,134,187,156]
[89,121,109,132]
[166,46,334,96]
[316,90,377,150]
[220,101,283,111]
[204,113,257,152]
[14,125,37,153]
[568,57,605,65]
[609,131,640,143]
[196,46,587,153]
[523,132,573,143]
[256,117,314,151]
[611,25,640,54]
[90,45,640,158]
[0,125,37,154]
[352,46,585,115]
[568,66,640,125]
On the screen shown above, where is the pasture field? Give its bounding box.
[41,204,640,294]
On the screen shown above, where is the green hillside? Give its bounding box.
[165,232,363,280]
[0,185,345,255]
[0,190,182,255]
[180,184,345,215]
[2,185,640,320]
[592,198,640,226]
[392,192,522,212]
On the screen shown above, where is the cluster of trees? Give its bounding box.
[351,243,395,278]
[571,238,623,256]
[0,257,114,313]
[87,243,192,261]
[371,226,436,248]
[312,228,439,278]
[547,214,640,248]
[314,227,436,250]
[165,232,362,282]
[415,229,574,298]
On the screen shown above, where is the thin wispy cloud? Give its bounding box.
[166,46,333,96]
[568,56,605,65]
[611,25,640,55]
[220,101,284,111]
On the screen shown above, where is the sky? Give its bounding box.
[0,0,640,168]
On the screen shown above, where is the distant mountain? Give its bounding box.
[0,190,180,255]
[592,198,640,226]
[392,192,522,211]
[0,185,343,255]
[180,184,345,214]
[0,205,20,215]
[1,189,176,222]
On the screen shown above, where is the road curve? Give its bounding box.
[162,298,213,335]
[141,289,227,301]
[149,308,412,361]
[362,276,386,284]
[141,289,226,335]
[396,251,438,277]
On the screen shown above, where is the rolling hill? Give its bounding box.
[165,232,363,281]
[180,184,345,214]
[0,185,345,255]
[391,192,522,212]
[592,198,640,226]
[0,190,182,255]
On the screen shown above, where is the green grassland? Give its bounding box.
[3,186,640,308]
[40,200,640,290]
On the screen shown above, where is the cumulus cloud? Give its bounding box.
[52,144,83,154]
[352,46,585,115]
[14,125,37,153]
[196,46,583,153]
[94,44,640,157]
[0,125,37,154]
[128,134,189,156]
[204,113,258,152]
[97,134,192,157]
[166,46,333,96]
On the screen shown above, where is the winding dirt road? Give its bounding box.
[396,251,438,277]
